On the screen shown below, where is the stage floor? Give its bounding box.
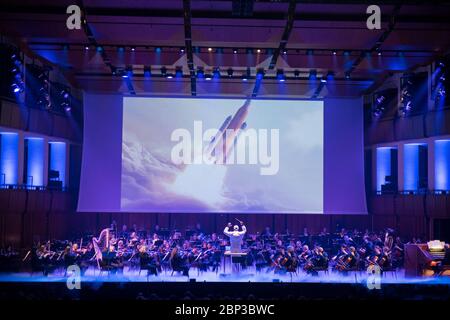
[1,267,450,286]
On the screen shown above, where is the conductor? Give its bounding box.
[223,219,247,253]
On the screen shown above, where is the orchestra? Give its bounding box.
[17,224,411,278]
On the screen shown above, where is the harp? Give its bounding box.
[92,228,110,267]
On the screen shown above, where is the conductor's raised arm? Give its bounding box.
[238,225,247,236]
[223,223,233,236]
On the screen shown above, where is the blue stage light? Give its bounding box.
[326,71,335,81]
[144,66,151,78]
[213,68,221,79]
[175,67,183,78]
[256,68,264,80]
[11,53,25,94]
[276,69,285,82]
[308,69,317,80]
[196,68,204,79]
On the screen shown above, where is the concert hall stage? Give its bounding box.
[1,268,449,301]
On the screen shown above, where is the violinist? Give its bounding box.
[298,245,311,267]
[170,246,189,277]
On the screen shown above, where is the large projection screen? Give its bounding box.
[78,94,367,214]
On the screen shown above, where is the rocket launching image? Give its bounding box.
[121,97,323,213]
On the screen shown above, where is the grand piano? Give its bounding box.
[404,240,448,277]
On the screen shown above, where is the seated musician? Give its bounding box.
[366,245,382,269]
[347,246,360,269]
[332,245,348,270]
[139,245,159,276]
[102,245,124,273]
[169,246,189,276]
[129,232,139,246]
[298,245,311,267]
[304,246,328,275]
[120,224,129,239]
[284,246,298,272]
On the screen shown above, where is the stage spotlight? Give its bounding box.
[256,68,265,80]
[294,70,300,77]
[276,69,285,82]
[378,51,382,56]
[213,67,221,79]
[205,74,212,81]
[144,66,151,77]
[332,50,337,55]
[196,68,205,79]
[10,53,25,94]
[155,47,162,53]
[207,47,212,52]
[400,88,412,115]
[233,48,238,54]
[59,88,71,112]
[320,78,327,83]
[345,72,351,79]
[122,66,133,78]
[373,95,386,118]
[166,73,173,79]
[180,47,185,53]
[131,47,136,52]
[96,46,103,52]
[175,67,183,78]
[282,49,287,55]
[256,49,261,53]
[84,45,89,51]
[326,71,335,81]
[343,50,350,56]
[227,68,234,77]
[308,69,317,80]
[117,46,125,52]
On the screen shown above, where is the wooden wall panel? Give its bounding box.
[394,115,425,141]
[425,109,450,137]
